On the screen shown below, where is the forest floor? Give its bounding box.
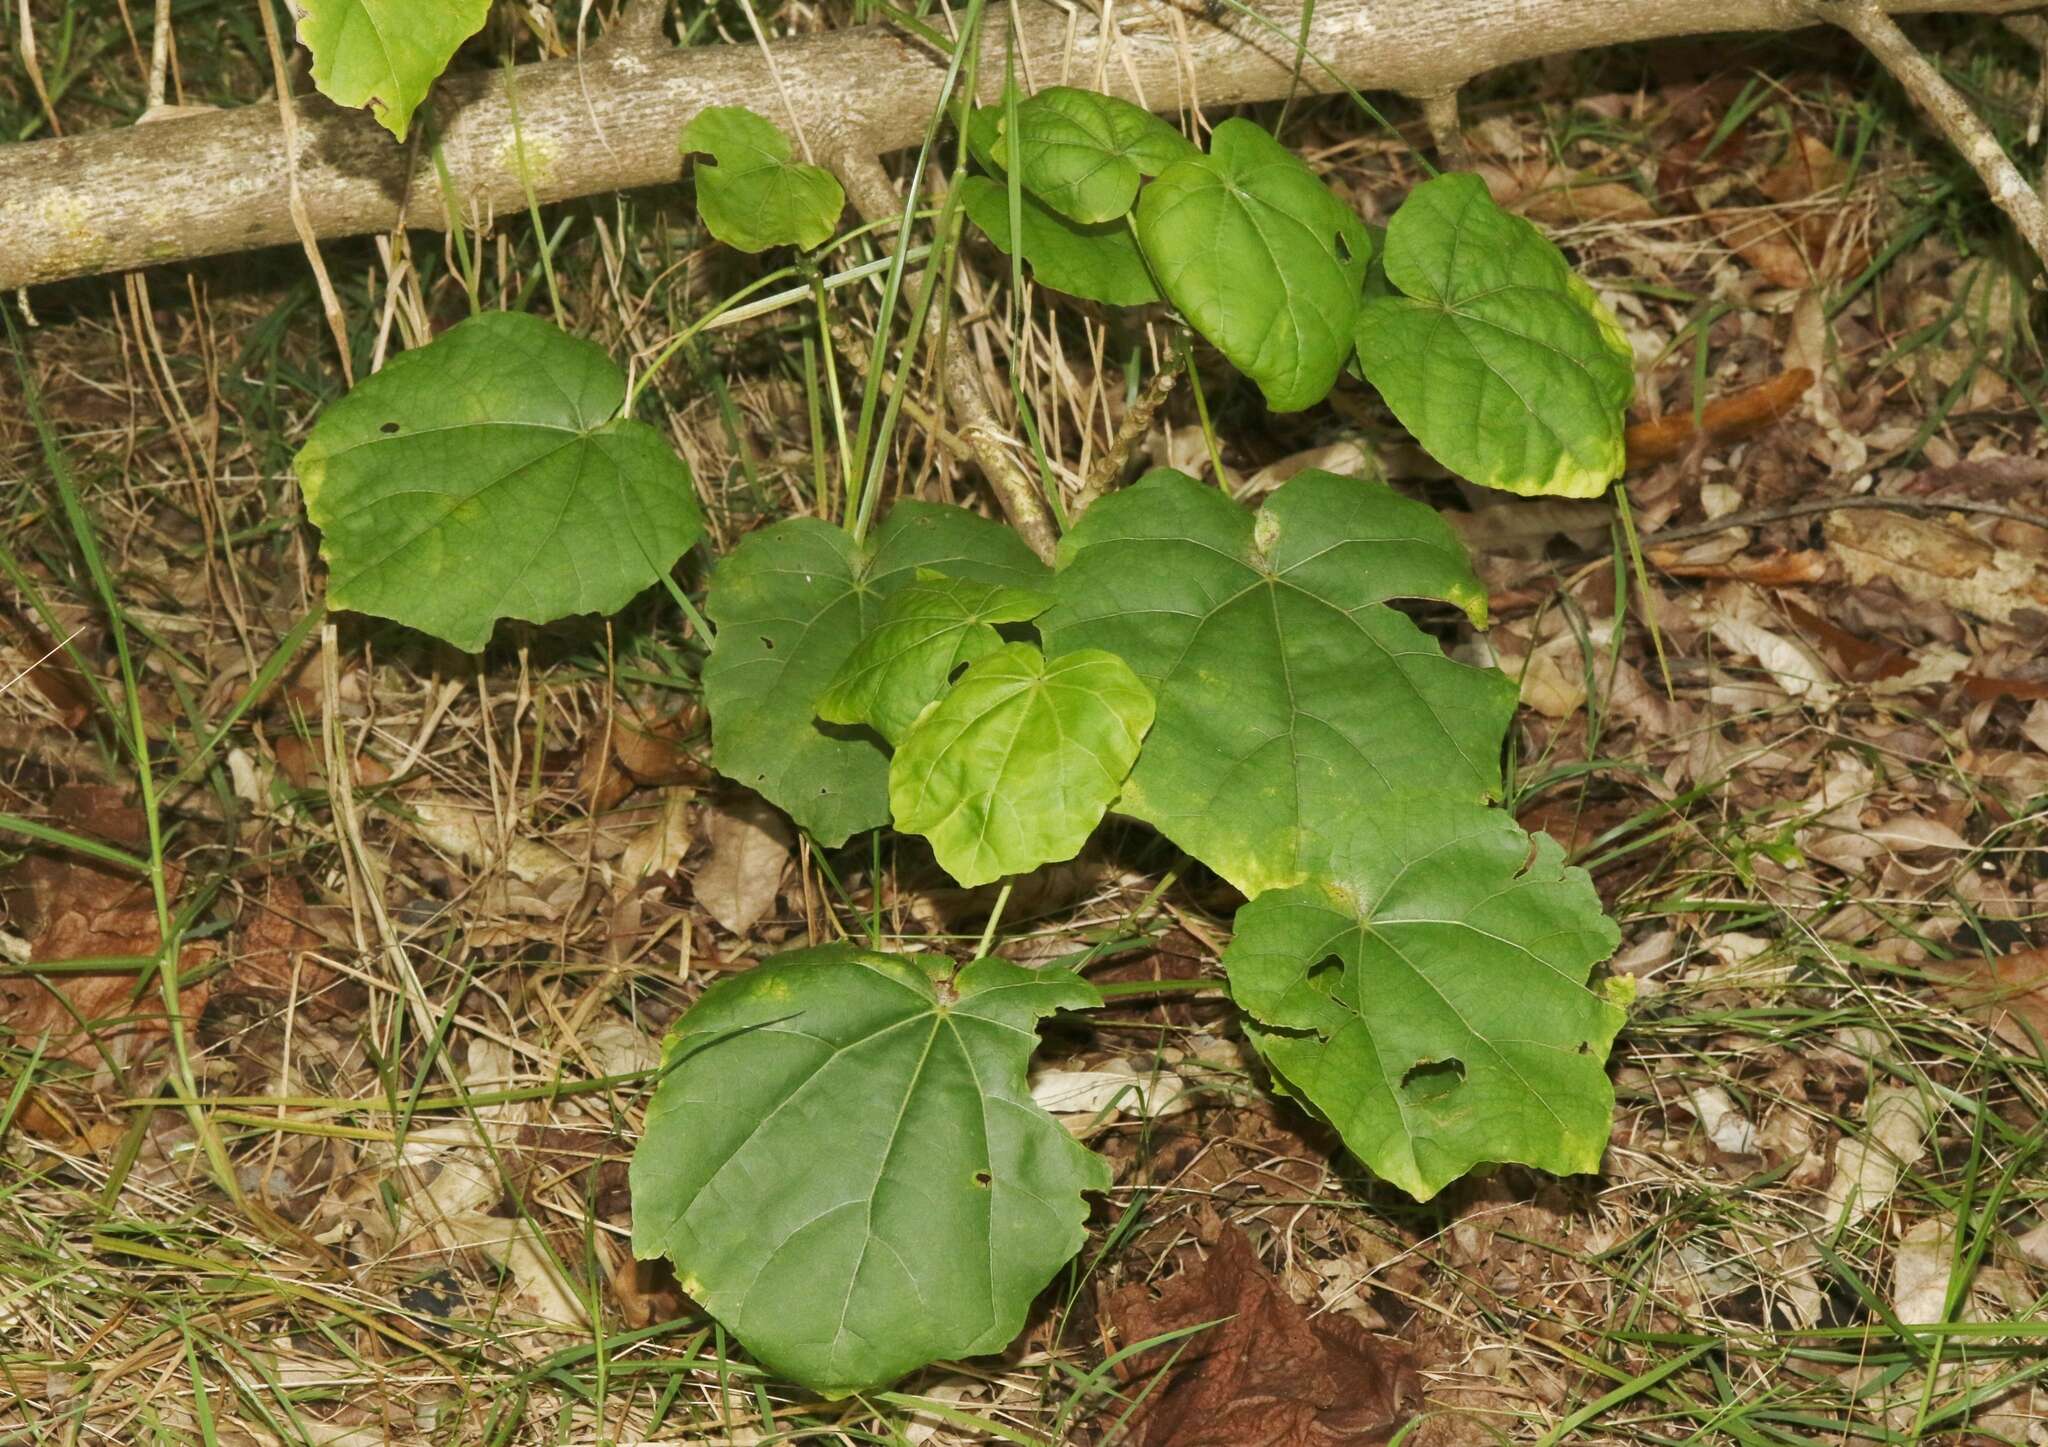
[3,6,2047,1445]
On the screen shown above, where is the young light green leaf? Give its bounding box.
[1353,172,1635,498]
[891,644,1153,887]
[296,312,703,653]
[817,572,1053,745]
[705,506,1050,845]
[959,176,1161,306]
[1041,468,1514,898]
[630,946,1107,1395]
[1224,800,1624,1201]
[294,0,487,140]
[679,105,845,252]
[1004,87,1195,224]
[1135,119,1371,411]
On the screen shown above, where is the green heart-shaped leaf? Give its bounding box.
[891,643,1153,887]
[630,946,1107,1395]
[959,176,1161,306]
[294,0,488,140]
[1042,468,1514,897]
[1353,172,1634,498]
[680,105,845,252]
[704,505,1049,844]
[296,312,703,653]
[1224,799,1624,1200]
[818,572,1053,746]
[1004,87,1195,224]
[1135,119,1371,412]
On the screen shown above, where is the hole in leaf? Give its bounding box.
[1334,230,1353,263]
[1578,1040,1592,1055]
[946,660,972,686]
[1305,956,1343,996]
[760,636,776,650]
[378,421,402,435]
[1399,1057,1465,1103]
[971,1170,992,1188]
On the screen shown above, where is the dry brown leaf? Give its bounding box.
[1891,1218,1957,1326]
[1478,158,1659,224]
[1825,510,2048,624]
[1962,748,2048,801]
[1717,133,1856,287]
[1825,1082,1933,1226]
[1650,548,1831,587]
[691,794,792,936]
[2024,698,2048,754]
[1701,585,1838,708]
[1105,1229,1418,1445]
[410,797,578,890]
[619,785,695,888]
[1936,947,2048,1055]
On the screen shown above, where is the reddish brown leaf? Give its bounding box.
[611,708,705,787]
[1959,674,2048,703]
[1,854,213,1063]
[1105,1229,1418,1445]
[1626,368,1813,469]
[271,733,393,791]
[233,876,342,997]
[1,604,92,730]
[577,708,706,810]
[1780,602,1915,683]
[609,1254,684,1330]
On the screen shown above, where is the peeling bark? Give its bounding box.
[0,0,2034,292]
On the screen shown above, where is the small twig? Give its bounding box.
[15,0,62,135]
[1488,492,2048,617]
[834,151,1060,562]
[1074,353,1185,515]
[1634,491,2048,548]
[824,309,974,465]
[1820,0,2048,272]
[1419,88,1474,171]
[255,0,354,386]
[2004,15,2048,147]
[146,0,172,112]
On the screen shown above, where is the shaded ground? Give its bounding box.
[2,6,2046,1443]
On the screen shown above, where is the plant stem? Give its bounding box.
[836,151,1061,562]
[1074,352,1184,516]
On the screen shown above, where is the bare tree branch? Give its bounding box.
[595,0,670,56]
[0,0,2035,292]
[2003,14,2048,146]
[1419,89,1475,171]
[1818,0,2048,270]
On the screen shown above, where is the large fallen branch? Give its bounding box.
[0,0,2036,292]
